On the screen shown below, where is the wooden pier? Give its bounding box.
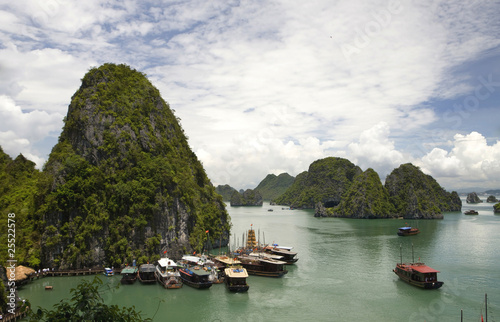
[28,267,121,281]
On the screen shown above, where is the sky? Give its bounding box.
[1,0,500,192]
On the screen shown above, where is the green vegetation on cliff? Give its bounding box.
[327,168,397,218]
[494,202,500,214]
[0,64,230,269]
[255,173,294,201]
[0,149,42,267]
[215,184,238,201]
[274,157,362,208]
[385,163,461,219]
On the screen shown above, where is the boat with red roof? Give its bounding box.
[393,246,443,289]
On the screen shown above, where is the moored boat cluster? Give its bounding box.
[113,228,298,293]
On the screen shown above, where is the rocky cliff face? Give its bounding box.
[385,163,461,219]
[37,64,230,269]
[274,157,362,209]
[466,192,483,203]
[230,189,263,206]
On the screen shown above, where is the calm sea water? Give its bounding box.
[19,197,499,321]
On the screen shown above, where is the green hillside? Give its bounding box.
[255,173,294,201]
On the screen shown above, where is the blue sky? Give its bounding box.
[1,0,499,191]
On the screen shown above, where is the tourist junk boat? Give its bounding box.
[393,246,443,289]
[397,226,420,236]
[464,209,479,215]
[224,266,249,292]
[138,263,156,284]
[178,265,213,289]
[120,266,138,284]
[263,244,299,264]
[155,257,182,289]
[238,254,288,277]
[180,254,223,284]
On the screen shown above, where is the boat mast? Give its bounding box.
[411,243,414,263]
[399,244,402,264]
[485,293,488,322]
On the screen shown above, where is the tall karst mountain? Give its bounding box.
[37,63,230,269]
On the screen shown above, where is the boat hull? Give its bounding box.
[120,276,137,284]
[178,269,213,289]
[155,271,183,289]
[244,268,287,277]
[226,283,249,292]
[179,276,212,289]
[397,231,420,236]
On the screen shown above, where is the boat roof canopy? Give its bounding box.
[411,265,440,274]
[121,267,137,274]
[158,258,177,268]
[225,267,248,278]
[399,227,412,230]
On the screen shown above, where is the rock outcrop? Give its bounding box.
[466,192,483,203]
[494,203,500,214]
[486,195,498,203]
[36,63,230,269]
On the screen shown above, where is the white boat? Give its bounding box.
[155,257,182,289]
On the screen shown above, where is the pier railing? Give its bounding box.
[27,267,122,281]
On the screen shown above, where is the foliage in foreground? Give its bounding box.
[28,277,150,322]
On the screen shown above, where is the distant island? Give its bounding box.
[230,189,263,206]
[272,158,460,219]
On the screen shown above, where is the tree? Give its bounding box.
[28,277,150,321]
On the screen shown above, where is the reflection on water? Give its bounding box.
[19,199,499,321]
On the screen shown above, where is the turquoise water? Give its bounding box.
[18,198,499,321]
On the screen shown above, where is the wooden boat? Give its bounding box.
[464,209,479,215]
[397,227,420,236]
[237,255,288,277]
[263,245,298,264]
[138,264,156,284]
[120,266,138,284]
[103,267,114,276]
[393,262,443,289]
[155,258,182,289]
[178,266,213,289]
[393,245,443,289]
[224,266,249,292]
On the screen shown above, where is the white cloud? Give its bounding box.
[346,122,407,177]
[0,95,63,168]
[0,0,499,190]
[419,132,500,189]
